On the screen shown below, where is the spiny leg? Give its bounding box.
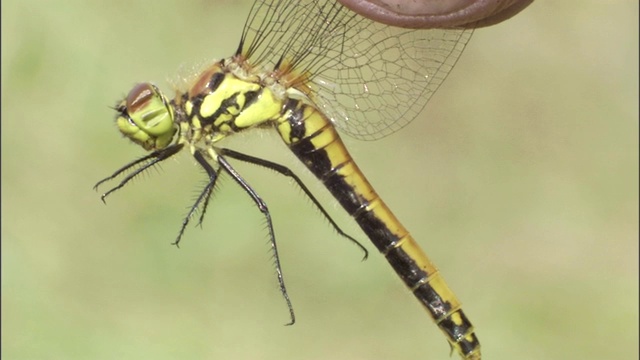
[198,184,215,228]
[196,174,217,228]
[195,156,219,229]
[173,150,221,247]
[216,152,296,326]
[94,143,184,202]
[218,147,368,260]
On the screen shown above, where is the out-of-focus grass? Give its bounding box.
[2,1,637,359]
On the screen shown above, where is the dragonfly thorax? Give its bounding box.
[175,60,287,147]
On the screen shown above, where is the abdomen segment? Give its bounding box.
[275,98,481,359]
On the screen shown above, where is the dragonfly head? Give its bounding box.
[115,83,177,151]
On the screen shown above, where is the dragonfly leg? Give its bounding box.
[94,143,184,203]
[173,150,220,247]
[216,152,296,326]
[217,147,368,260]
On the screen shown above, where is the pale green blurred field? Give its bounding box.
[2,1,638,359]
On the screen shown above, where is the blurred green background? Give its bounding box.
[2,1,637,359]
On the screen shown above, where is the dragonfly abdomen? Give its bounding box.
[276,98,481,359]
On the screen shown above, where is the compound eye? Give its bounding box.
[116,83,176,151]
[126,83,157,114]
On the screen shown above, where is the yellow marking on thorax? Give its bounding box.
[199,76,260,119]
[191,72,283,131]
[185,101,193,117]
[233,85,281,128]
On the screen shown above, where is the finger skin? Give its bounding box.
[337,0,534,29]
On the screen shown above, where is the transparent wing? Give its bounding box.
[238,0,473,140]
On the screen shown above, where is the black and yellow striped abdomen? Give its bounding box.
[275,98,480,359]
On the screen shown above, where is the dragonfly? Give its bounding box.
[95,0,479,358]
